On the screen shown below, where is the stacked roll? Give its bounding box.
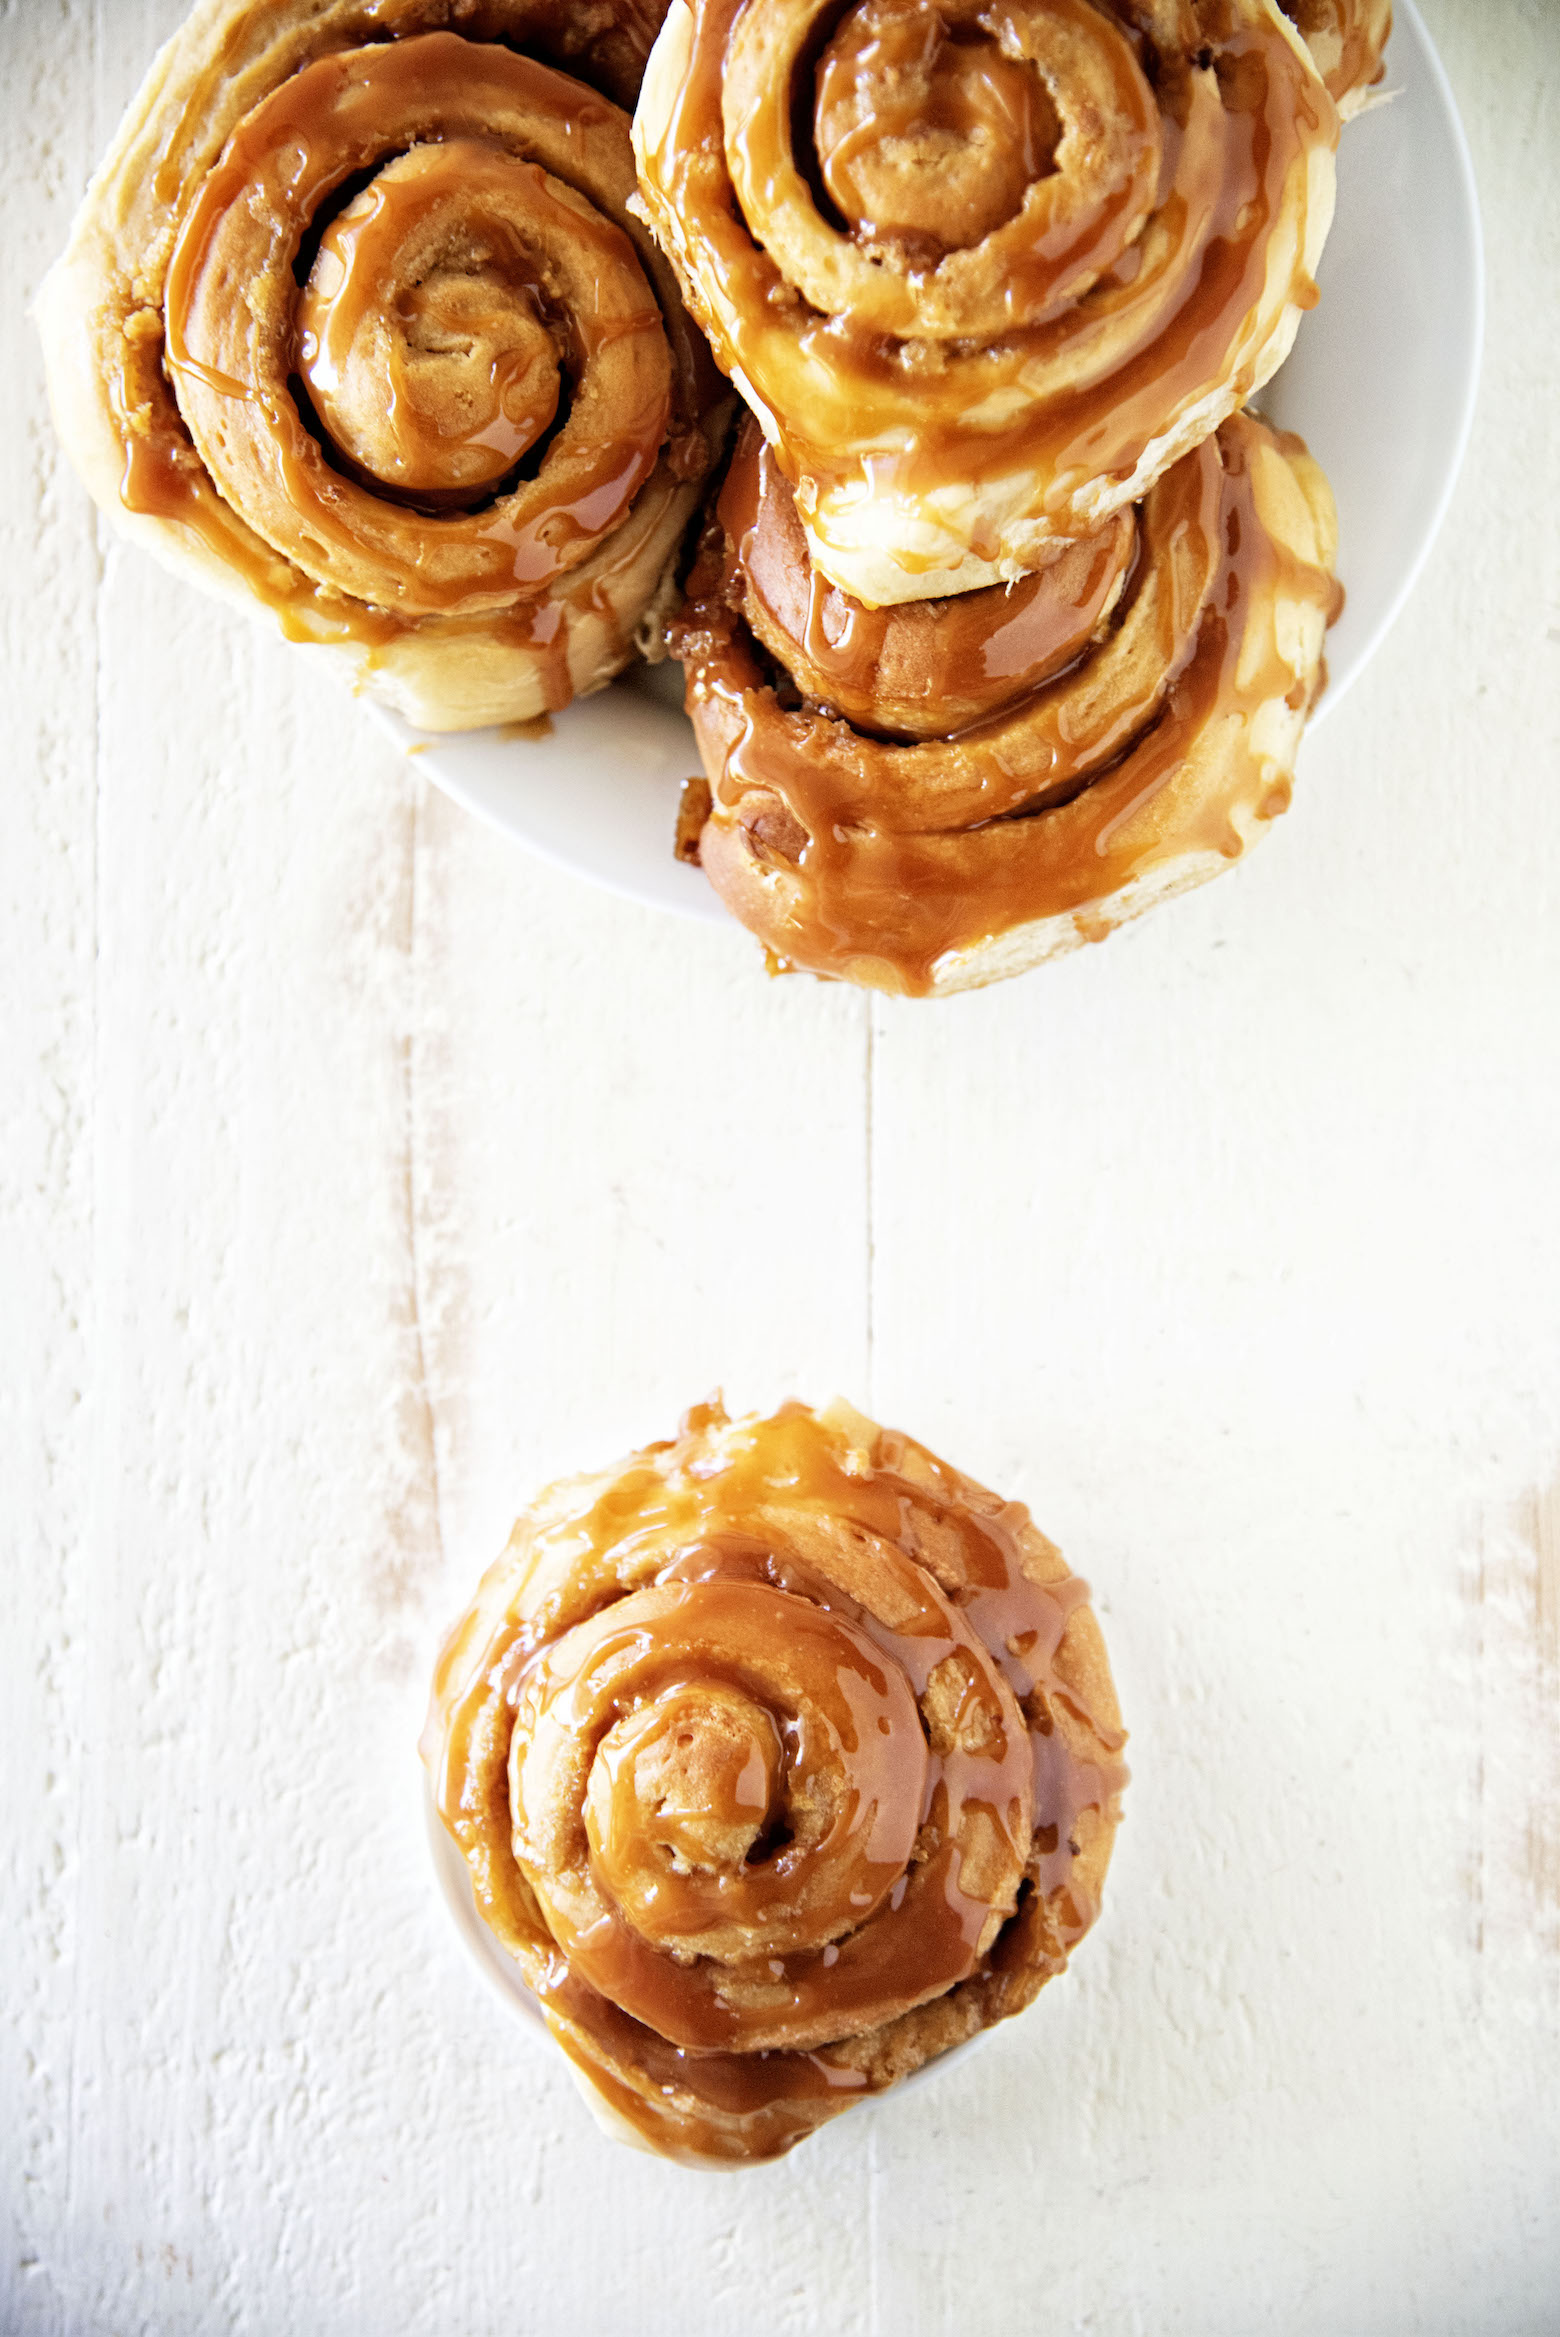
[636,0,1389,990]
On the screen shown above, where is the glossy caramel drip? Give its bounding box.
[674,410,1340,995]
[115,422,403,649]
[424,1399,1126,2165]
[586,1676,786,1894]
[716,0,1162,344]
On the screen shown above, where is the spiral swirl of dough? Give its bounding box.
[424,1399,1126,2165]
[633,0,1339,605]
[673,409,1338,995]
[38,0,726,730]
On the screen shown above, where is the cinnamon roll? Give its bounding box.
[37,0,726,730]
[1279,0,1391,116]
[633,0,1339,605]
[423,1398,1126,2166]
[673,409,1338,995]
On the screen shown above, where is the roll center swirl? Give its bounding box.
[815,3,1060,255]
[587,1682,784,1881]
[298,141,567,507]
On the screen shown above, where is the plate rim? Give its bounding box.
[1305,0,1485,728]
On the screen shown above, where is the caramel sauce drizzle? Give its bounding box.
[766,0,1161,331]
[676,411,1339,993]
[425,1401,1126,2165]
[814,8,1065,258]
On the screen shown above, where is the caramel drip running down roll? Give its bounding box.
[633,0,1340,606]
[38,0,727,731]
[672,410,1339,996]
[423,1399,1127,2167]
[1279,0,1392,116]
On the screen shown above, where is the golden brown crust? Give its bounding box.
[37,0,726,730]
[423,1398,1127,2165]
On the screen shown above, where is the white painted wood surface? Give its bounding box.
[4,3,1559,2329]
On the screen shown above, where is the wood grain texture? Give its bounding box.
[3,0,1559,2330]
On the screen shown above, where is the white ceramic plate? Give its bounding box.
[426,1784,549,2042]
[385,0,1482,926]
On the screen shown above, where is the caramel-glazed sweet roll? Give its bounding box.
[424,1399,1126,2165]
[633,0,1339,605]
[674,410,1338,995]
[38,0,727,731]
